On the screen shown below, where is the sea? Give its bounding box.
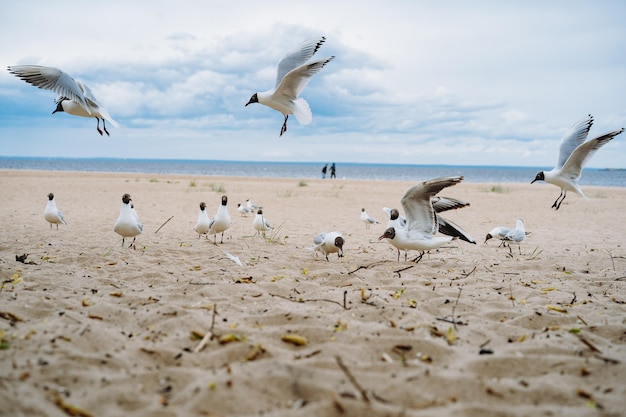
[0,157,625,187]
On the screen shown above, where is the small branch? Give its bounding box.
[335,356,369,403]
[393,265,414,278]
[451,288,462,331]
[348,260,390,274]
[155,216,174,234]
[193,304,217,353]
[605,249,615,271]
[460,265,477,279]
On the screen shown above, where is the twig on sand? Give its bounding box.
[436,288,464,329]
[335,356,370,403]
[348,260,390,275]
[606,249,615,271]
[459,266,477,279]
[269,293,347,309]
[393,265,414,278]
[194,304,218,353]
[155,216,174,234]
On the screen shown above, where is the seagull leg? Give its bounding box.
[102,119,110,137]
[121,237,125,247]
[555,190,567,210]
[220,232,224,244]
[279,115,288,137]
[129,237,136,248]
[96,119,104,136]
[552,190,566,210]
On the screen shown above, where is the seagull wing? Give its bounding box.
[432,196,470,213]
[561,128,624,180]
[7,65,89,113]
[274,37,327,88]
[556,114,593,169]
[437,215,475,244]
[313,233,325,246]
[401,176,463,238]
[274,57,334,100]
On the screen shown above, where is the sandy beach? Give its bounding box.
[0,169,624,417]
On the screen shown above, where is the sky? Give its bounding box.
[1,1,625,168]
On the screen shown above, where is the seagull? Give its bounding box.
[312,232,345,261]
[503,219,526,255]
[360,208,379,229]
[208,195,231,244]
[246,199,262,212]
[245,37,334,137]
[114,194,142,247]
[378,177,464,263]
[484,226,510,246]
[44,193,66,230]
[194,202,211,238]
[383,207,406,229]
[531,115,624,209]
[253,209,273,236]
[237,203,251,216]
[7,65,119,136]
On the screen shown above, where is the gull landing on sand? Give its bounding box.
[245,37,334,137]
[7,65,119,136]
[531,114,623,210]
[379,177,465,263]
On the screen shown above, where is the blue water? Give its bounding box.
[0,157,625,187]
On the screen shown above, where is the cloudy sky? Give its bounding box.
[1,1,625,168]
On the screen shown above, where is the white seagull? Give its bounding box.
[237,203,251,216]
[503,219,526,255]
[44,192,66,230]
[360,208,379,229]
[378,177,464,263]
[246,199,262,212]
[245,37,334,137]
[208,195,231,244]
[7,65,119,136]
[253,209,273,236]
[194,202,211,238]
[383,207,406,230]
[531,115,624,210]
[114,194,143,247]
[484,226,511,246]
[312,232,345,261]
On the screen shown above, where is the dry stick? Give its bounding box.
[509,282,515,307]
[194,304,218,353]
[460,265,477,279]
[343,290,347,310]
[606,249,615,271]
[335,356,370,403]
[393,265,414,278]
[154,216,174,234]
[269,293,346,309]
[347,260,390,275]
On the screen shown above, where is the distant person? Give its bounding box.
[330,163,336,179]
[321,164,328,179]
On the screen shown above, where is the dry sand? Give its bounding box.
[0,169,625,417]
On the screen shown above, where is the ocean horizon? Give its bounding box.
[1,156,625,187]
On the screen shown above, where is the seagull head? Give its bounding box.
[47,192,54,200]
[221,195,228,206]
[378,227,396,241]
[390,208,400,220]
[531,172,545,184]
[122,194,132,204]
[245,93,258,107]
[334,236,344,250]
[199,202,206,211]
[484,233,493,244]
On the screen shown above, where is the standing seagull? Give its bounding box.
[7,65,119,136]
[503,219,526,255]
[246,199,262,212]
[484,226,511,246]
[531,115,623,209]
[245,37,334,136]
[360,208,379,229]
[208,195,231,244]
[253,209,273,236]
[194,202,211,238]
[44,193,66,230]
[114,194,142,247]
[237,203,251,216]
[378,177,464,263]
[312,232,345,261]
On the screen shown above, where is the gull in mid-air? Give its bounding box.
[194,202,211,238]
[531,115,624,210]
[44,193,66,230]
[7,65,119,136]
[114,194,143,247]
[208,195,231,244]
[378,177,465,263]
[312,232,345,261]
[245,37,334,137]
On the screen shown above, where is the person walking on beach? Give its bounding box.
[330,163,336,179]
[321,164,328,179]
